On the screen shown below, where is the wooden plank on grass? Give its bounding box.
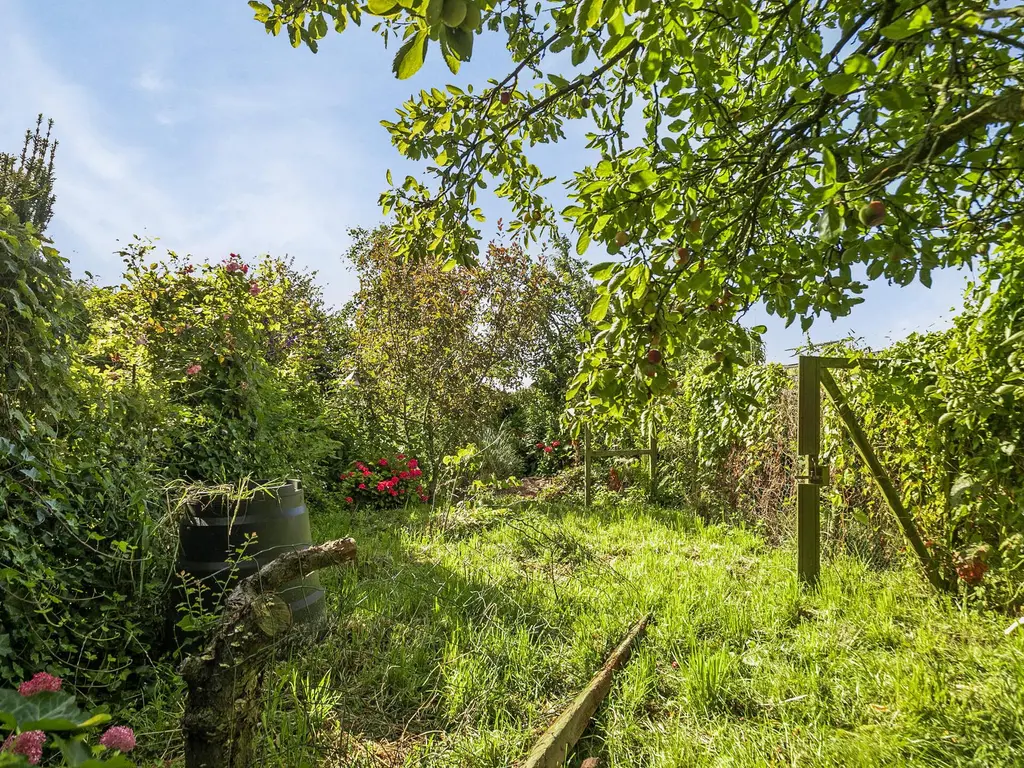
[520,615,651,768]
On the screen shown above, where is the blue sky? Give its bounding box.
[1,0,971,361]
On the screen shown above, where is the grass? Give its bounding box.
[141,493,1024,766]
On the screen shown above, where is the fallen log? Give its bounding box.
[520,614,651,768]
[180,537,357,768]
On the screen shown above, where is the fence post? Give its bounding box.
[797,355,821,587]
[584,425,592,508]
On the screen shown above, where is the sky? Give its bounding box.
[0,0,972,361]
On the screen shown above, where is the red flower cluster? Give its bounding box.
[17,672,61,696]
[956,557,988,585]
[338,455,427,507]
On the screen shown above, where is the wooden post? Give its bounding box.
[520,615,650,768]
[648,421,658,501]
[797,355,821,587]
[584,425,592,508]
[819,368,951,592]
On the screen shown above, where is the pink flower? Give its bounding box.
[345,497,353,504]
[186,364,202,376]
[552,441,560,447]
[408,459,418,469]
[376,481,387,492]
[543,446,553,453]
[5,731,45,764]
[397,453,406,460]
[362,469,372,477]
[98,726,136,753]
[378,459,389,467]
[390,490,398,497]
[241,264,249,274]
[535,442,545,449]
[411,468,422,478]
[18,672,62,696]
[419,494,430,502]
[249,282,261,296]
[399,471,410,480]
[358,483,366,490]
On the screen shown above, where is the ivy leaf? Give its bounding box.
[393,30,428,80]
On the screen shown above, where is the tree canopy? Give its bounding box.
[245,0,1024,416]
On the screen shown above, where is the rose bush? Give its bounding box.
[336,454,429,508]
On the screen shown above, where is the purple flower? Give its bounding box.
[3,731,45,764]
[99,725,136,753]
[18,672,62,696]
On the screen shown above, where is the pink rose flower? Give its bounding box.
[186,364,202,376]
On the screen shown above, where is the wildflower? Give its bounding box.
[535,442,544,449]
[345,497,353,504]
[18,672,62,696]
[186,364,202,376]
[99,726,136,753]
[358,483,366,490]
[544,446,553,453]
[5,731,45,764]
[378,459,389,467]
[552,441,560,447]
[249,282,261,296]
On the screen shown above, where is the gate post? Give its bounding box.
[797,356,822,587]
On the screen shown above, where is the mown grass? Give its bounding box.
[139,494,1024,766]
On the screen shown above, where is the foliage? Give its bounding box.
[0,116,57,235]
[0,206,164,694]
[0,673,135,766]
[345,229,553,484]
[244,0,1024,414]
[84,243,349,489]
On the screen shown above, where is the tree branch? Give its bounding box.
[861,88,1024,187]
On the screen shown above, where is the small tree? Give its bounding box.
[346,228,553,486]
[0,115,57,233]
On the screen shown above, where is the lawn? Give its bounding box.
[203,493,1024,767]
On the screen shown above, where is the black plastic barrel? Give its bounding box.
[174,479,324,633]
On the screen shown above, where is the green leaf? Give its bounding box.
[576,0,604,30]
[0,690,107,732]
[590,262,617,281]
[425,0,443,25]
[248,1,272,22]
[393,30,428,80]
[880,6,933,40]
[821,147,837,186]
[576,231,591,256]
[589,293,611,323]
[822,74,859,96]
[628,169,658,191]
[369,0,400,14]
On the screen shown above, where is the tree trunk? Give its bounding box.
[180,538,357,768]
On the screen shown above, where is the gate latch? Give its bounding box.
[797,455,830,486]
